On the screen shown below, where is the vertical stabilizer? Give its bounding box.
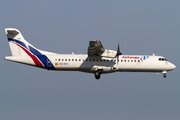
[5,28,55,70]
[5,28,38,56]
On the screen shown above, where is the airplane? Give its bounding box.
[4,28,176,79]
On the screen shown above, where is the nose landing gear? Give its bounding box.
[163,74,167,78]
[162,71,167,78]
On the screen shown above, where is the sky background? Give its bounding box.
[0,0,180,120]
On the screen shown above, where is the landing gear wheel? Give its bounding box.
[163,74,167,78]
[94,70,102,80]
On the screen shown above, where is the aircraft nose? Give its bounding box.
[171,63,176,70]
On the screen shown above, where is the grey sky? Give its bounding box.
[0,0,180,120]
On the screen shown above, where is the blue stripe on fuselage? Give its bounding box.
[8,38,55,70]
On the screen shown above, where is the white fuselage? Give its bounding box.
[5,53,176,74]
[41,54,175,73]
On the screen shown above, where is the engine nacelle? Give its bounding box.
[101,49,117,58]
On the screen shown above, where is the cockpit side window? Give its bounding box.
[158,58,168,61]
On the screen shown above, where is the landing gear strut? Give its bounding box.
[162,71,167,78]
[94,69,102,80]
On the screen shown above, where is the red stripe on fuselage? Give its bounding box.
[11,41,44,68]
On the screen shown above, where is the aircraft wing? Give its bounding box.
[88,40,105,56]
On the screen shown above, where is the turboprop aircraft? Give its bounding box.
[4,28,176,79]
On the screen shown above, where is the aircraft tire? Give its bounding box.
[94,71,101,79]
[163,74,167,78]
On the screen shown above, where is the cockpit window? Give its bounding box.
[158,58,168,61]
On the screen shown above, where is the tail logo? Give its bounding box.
[8,38,55,70]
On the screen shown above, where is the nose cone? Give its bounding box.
[172,64,176,70]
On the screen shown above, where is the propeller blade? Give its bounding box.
[117,43,122,56]
[116,43,122,63]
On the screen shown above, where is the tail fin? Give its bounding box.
[5,28,55,70]
[5,28,40,56]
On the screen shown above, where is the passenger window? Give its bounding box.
[97,59,99,62]
[128,60,130,62]
[72,59,74,61]
[121,60,123,62]
[59,59,60,61]
[100,60,102,62]
[69,59,70,61]
[138,60,140,62]
[103,60,106,62]
[62,59,64,61]
[134,60,136,62]
[124,60,126,62]
[79,59,81,61]
[131,60,133,62]
[65,59,67,61]
[90,59,92,62]
[93,59,95,62]
[75,59,77,61]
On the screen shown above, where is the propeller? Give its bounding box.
[113,43,122,70]
[116,43,122,63]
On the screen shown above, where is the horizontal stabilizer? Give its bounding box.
[4,56,21,63]
[6,29,19,34]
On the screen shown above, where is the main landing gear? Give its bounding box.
[94,69,102,80]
